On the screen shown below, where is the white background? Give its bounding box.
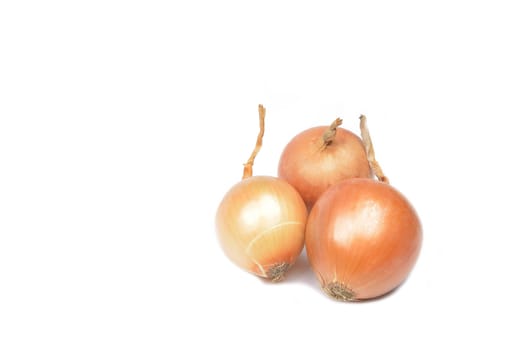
[1,1,524,349]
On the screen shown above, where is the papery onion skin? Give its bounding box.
[216,175,308,281]
[305,178,422,300]
[278,125,371,209]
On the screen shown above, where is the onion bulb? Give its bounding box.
[278,118,372,209]
[305,117,422,301]
[216,105,307,281]
[306,178,422,300]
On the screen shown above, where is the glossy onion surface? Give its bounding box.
[278,126,371,209]
[306,178,422,300]
[216,176,308,281]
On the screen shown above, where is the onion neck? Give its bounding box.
[321,118,343,150]
[242,104,266,179]
[359,115,389,184]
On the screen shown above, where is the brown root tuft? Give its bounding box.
[323,281,356,301]
[266,262,291,282]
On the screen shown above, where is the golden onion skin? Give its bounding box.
[306,178,422,300]
[278,126,371,210]
[216,176,308,281]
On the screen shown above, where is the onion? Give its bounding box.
[306,178,422,300]
[216,105,307,281]
[278,118,372,209]
[305,117,422,301]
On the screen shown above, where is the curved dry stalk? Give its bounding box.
[320,118,343,151]
[242,104,266,179]
[359,115,389,183]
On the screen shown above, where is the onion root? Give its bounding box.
[267,262,291,282]
[323,282,356,301]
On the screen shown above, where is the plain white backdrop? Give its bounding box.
[1,1,524,349]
